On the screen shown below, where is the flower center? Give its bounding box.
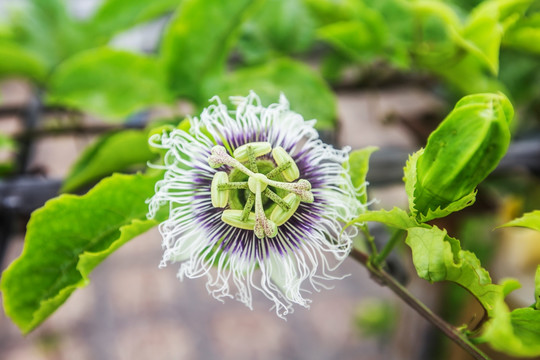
[208,142,314,239]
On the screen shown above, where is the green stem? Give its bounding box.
[371,229,404,267]
[349,248,490,360]
[360,224,378,257]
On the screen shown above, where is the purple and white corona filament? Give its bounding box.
[147,92,363,317]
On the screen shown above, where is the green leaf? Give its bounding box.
[405,226,505,315]
[498,50,540,103]
[365,0,414,51]
[0,41,47,81]
[478,286,540,357]
[348,207,419,230]
[498,210,540,232]
[411,0,530,77]
[89,0,180,38]
[348,147,378,204]
[1,173,160,333]
[62,130,156,193]
[507,308,540,355]
[417,191,477,223]
[429,54,507,94]
[459,10,503,75]
[304,0,365,25]
[403,149,422,216]
[411,1,462,31]
[504,13,540,53]
[506,25,540,53]
[213,59,337,130]
[0,133,16,176]
[8,0,96,69]
[47,48,171,120]
[161,0,261,101]
[411,8,505,95]
[237,0,316,64]
[314,1,410,68]
[316,2,388,62]
[319,51,350,83]
[456,0,534,75]
[317,21,385,62]
[0,133,16,151]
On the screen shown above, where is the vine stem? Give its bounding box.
[349,248,490,360]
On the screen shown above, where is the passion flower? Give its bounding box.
[147,92,362,317]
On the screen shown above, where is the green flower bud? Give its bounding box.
[233,142,272,162]
[413,93,513,215]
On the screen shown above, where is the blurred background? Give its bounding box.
[0,0,539,359]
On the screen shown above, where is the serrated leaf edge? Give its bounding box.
[403,148,423,216]
[1,173,159,333]
[417,189,477,222]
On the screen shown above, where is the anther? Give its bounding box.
[222,210,256,230]
[272,146,300,181]
[234,142,272,162]
[270,193,301,226]
[211,172,229,208]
